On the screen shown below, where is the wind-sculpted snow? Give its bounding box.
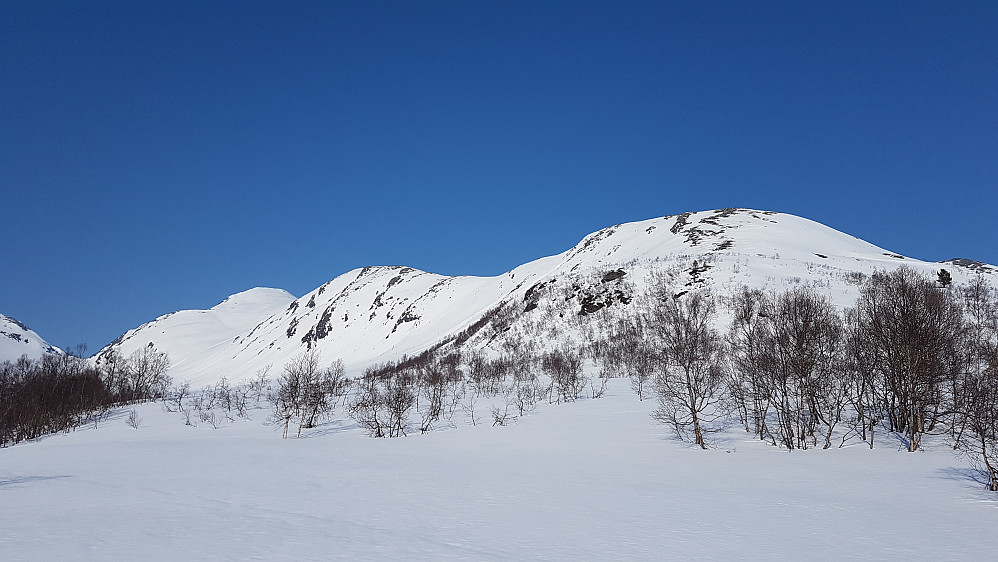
[0,314,61,362]
[95,209,996,385]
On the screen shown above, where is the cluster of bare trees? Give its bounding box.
[592,265,998,489]
[950,276,998,490]
[7,262,994,491]
[348,363,419,438]
[347,351,491,437]
[849,269,998,492]
[1,346,171,446]
[342,345,594,436]
[98,346,173,403]
[166,371,273,429]
[541,347,587,404]
[269,351,349,438]
[726,286,851,450]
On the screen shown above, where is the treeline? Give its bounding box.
[5,263,996,491]
[256,265,995,489]
[0,346,171,446]
[262,344,597,440]
[592,265,997,490]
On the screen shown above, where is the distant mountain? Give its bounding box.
[0,314,62,363]
[94,208,996,385]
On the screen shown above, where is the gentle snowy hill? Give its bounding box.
[94,208,996,385]
[92,287,295,382]
[0,314,62,362]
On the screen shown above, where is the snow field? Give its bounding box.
[2,378,996,560]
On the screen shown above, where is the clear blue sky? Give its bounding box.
[2,1,996,352]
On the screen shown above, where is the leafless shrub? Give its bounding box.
[348,363,415,438]
[169,381,190,413]
[268,351,349,438]
[126,409,141,429]
[199,410,221,429]
[248,364,272,401]
[541,347,586,403]
[590,375,608,399]
[462,393,480,426]
[491,403,515,426]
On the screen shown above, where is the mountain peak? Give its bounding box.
[93,210,994,385]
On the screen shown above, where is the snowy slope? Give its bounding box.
[2,378,997,560]
[94,209,996,385]
[0,314,61,362]
[94,288,294,382]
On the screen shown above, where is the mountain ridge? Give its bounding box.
[84,208,996,385]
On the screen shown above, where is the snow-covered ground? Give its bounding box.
[3,378,996,560]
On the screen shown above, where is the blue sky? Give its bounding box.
[2,1,996,352]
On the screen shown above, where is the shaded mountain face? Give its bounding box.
[0,314,62,363]
[93,208,996,385]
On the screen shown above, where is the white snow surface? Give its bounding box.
[95,287,294,382]
[94,209,995,386]
[2,378,996,560]
[0,313,62,362]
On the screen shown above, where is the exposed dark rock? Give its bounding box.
[371,291,387,310]
[2,331,24,342]
[671,212,692,234]
[942,258,995,273]
[684,228,723,246]
[567,277,633,316]
[524,279,553,312]
[301,306,334,348]
[578,289,631,315]
[600,269,627,283]
[390,307,421,334]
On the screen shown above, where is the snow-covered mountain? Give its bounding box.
[94,287,295,380]
[0,314,62,363]
[94,208,996,385]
